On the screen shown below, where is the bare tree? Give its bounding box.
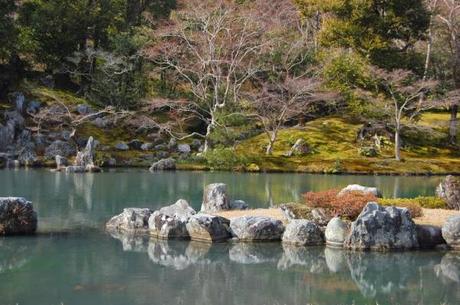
[246,1,335,155]
[435,0,460,144]
[372,68,438,161]
[251,77,333,155]
[144,0,263,152]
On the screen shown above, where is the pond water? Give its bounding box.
[0,169,459,305]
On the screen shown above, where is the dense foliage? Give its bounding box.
[1,0,460,160]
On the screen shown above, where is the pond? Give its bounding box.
[0,169,458,305]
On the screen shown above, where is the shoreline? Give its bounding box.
[2,164,460,177]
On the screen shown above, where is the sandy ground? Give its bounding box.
[414,208,460,227]
[214,207,460,227]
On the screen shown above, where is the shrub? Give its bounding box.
[379,196,447,211]
[304,189,377,220]
[379,199,423,218]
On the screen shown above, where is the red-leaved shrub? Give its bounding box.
[303,189,377,220]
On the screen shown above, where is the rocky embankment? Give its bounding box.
[0,92,202,170]
[106,183,460,252]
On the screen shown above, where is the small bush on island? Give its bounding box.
[379,196,447,210]
[304,189,378,220]
[378,200,423,218]
[303,190,447,220]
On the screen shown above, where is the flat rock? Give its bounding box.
[149,199,196,239]
[185,214,231,242]
[0,197,37,235]
[338,184,382,198]
[344,202,419,251]
[230,216,285,241]
[282,220,324,246]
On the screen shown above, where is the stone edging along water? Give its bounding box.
[104,183,460,252]
[2,183,460,251]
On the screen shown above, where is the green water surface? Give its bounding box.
[0,169,458,305]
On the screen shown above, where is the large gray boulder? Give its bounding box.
[0,197,37,235]
[325,217,350,248]
[344,202,419,251]
[442,216,460,250]
[106,208,152,234]
[338,184,382,198]
[185,214,231,242]
[230,216,285,241]
[149,199,196,239]
[282,220,324,246]
[436,175,460,210]
[45,140,76,159]
[416,224,446,249]
[149,158,176,171]
[201,183,230,212]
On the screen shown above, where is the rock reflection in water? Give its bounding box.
[107,230,149,252]
[148,240,211,270]
[278,245,328,273]
[106,230,460,305]
[435,253,460,283]
[0,237,36,274]
[229,242,283,264]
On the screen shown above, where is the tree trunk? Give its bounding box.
[449,104,458,145]
[394,127,401,161]
[203,120,214,153]
[265,131,277,155]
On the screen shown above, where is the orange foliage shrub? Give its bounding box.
[303,189,378,220]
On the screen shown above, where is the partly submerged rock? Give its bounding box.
[338,184,382,198]
[442,215,460,250]
[282,220,324,246]
[149,199,196,239]
[201,183,230,212]
[344,202,419,251]
[149,158,176,171]
[325,217,350,248]
[185,214,231,242]
[0,197,37,235]
[106,208,152,234]
[230,216,285,241]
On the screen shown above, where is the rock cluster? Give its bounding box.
[106,183,255,243]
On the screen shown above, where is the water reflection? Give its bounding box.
[107,233,460,305]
